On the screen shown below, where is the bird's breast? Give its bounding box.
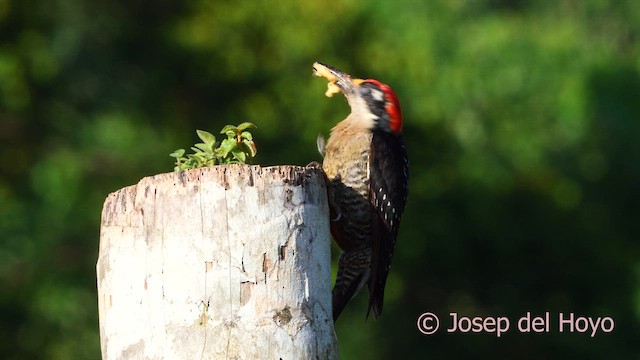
[323,132,372,193]
[323,131,373,250]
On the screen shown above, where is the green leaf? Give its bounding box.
[191,153,205,163]
[186,158,197,168]
[196,130,216,146]
[218,138,236,158]
[172,123,258,171]
[237,122,256,131]
[194,143,212,152]
[241,139,257,157]
[220,154,234,164]
[220,125,237,134]
[240,131,253,141]
[170,149,186,158]
[232,149,246,163]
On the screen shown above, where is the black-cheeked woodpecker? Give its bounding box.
[313,62,409,321]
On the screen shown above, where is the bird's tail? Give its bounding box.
[332,248,371,321]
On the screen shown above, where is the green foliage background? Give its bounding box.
[1,0,639,358]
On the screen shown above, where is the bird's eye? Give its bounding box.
[360,82,389,121]
[360,79,402,134]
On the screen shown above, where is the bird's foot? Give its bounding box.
[305,161,323,170]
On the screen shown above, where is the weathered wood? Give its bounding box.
[97,165,338,360]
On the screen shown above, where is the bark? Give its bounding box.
[97,165,338,360]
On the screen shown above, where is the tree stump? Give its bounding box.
[97,165,338,359]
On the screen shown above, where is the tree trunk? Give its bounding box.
[97,165,338,360]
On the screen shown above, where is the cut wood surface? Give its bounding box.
[97,165,338,359]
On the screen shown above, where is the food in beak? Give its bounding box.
[313,62,344,98]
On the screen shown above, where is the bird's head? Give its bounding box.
[313,62,402,135]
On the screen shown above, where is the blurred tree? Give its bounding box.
[0,0,638,358]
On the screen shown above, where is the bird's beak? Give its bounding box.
[313,62,363,98]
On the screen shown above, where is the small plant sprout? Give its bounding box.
[170,122,257,171]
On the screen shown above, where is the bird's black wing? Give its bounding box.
[367,130,409,319]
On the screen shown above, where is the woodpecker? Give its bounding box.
[313,62,408,321]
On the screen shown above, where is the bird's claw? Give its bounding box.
[305,161,323,170]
